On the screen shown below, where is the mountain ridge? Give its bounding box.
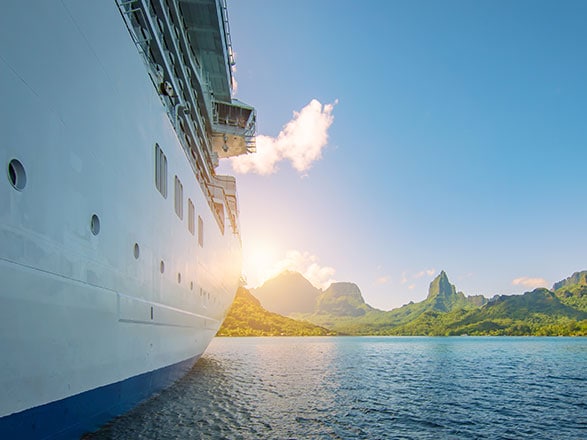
[242,269,587,336]
[553,270,587,290]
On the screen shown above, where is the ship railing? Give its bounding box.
[182,146,238,236]
[219,0,236,84]
[207,175,240,237]
[117,0,216,183]
[152,0,256,160]
[153,0,215,171]
[117,0,250,237]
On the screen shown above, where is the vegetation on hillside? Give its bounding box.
[217,287,335,336]
[221,270,587,337]
[554,283,587,312]
[283,271,587,336]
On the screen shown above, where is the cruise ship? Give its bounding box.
[0,0,255,438]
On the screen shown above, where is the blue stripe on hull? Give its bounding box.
[0,355,199,440]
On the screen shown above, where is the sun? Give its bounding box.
[242,241,280,288]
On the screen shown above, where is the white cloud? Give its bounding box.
[413,268,436,279]
[512,277,549,289]
[270,250,336,290]
[231,134,281,175]
[230,99,336,175]
[375,275,391,285]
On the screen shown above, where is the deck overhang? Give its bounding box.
[211,99,256,158]
[179,0,233,102]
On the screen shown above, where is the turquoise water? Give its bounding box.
[90,337,587,439]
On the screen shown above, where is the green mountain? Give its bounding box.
[217,287,333,336]
[224,270,587,336]
[290,282,388,334]
[266,270,587,336]
[252,270,320,315]
[361,271,486,331]
[316,282,377,316]
[553,271,587,312]
[264,271,489,334]
[386,273,587,335]
[433,287,587,336]
[553,270,587,290]
[426,270,487,311]
[479,288,584,320]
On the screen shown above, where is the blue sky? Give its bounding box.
[219,0,587,310]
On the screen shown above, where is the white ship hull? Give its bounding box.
[0,1,249,438]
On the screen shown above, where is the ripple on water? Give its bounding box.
[88,337,587,439]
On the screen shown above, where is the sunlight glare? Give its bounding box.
[242,242,280,288]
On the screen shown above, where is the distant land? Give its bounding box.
[217,287,334,336]
[219,270,587,336]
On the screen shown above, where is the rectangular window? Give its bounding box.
[155,143,167,198]
[188,198,195,235]
[174,175,183,219]
[198,215,204,247]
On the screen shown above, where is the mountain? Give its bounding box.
[425,270,487,311]
[236,269,587,336]
[252,271,320,315]
[553,271,587,312]
[553,270,587,290]
[292,270,586,336]
[482,288,584,320]
[380,271,486,327]
[217,287,333,336]
[315,282,377,317]
[286,271,489,334]
[427,270,457,300]
[435,287,587,335]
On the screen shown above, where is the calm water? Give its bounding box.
[90,337,587,439]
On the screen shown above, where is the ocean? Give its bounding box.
[88,337,587,439]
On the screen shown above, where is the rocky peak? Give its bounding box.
[427,271,456,300]
[322,282,365,302]
[316,282,373,317]
[424,271,472,312]
[553,270,587,291]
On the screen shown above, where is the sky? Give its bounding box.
[218,0,587,310]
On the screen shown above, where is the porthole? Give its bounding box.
[133,243,140,259]
[178,272,182,284]
[90,214,100,236]
[160,260,165,273]
[7,159,27,191]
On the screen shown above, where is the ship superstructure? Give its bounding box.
[0,0,254,438]
[118,0,256,234]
